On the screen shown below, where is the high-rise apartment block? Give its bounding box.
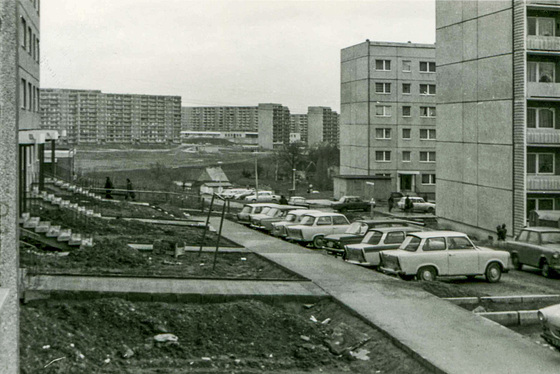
[181,106,259,132]
[258,103,292,149]
[40,89,182,144]
[340,41,436,198]
[290,114,308,143]
[307,106,340,147]
[436,0,560,236]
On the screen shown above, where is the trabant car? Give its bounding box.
[250,205,305,230]
[323,219,425,256]
[396,197,436,214]
[344,226,424,267]
[331,196,373,213]
[538,303,560,350]
[285,212,351,248]
[237,203,276,225]
[244,191,281,202]
[287,196,310,208]
[270,209,322,237]
[502,226,560,278]
[379,231,511,282]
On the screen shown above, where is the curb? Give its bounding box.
[444,294,560,305]
[476,310,540,326]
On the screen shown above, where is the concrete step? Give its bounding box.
[57,228,72,242]
[46,225,61,238]
[23,217,40,229]
[34,221,51,233]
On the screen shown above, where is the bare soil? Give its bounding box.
[21,298,430,374]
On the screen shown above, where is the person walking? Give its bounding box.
[104,177,114,199]
[279,195,288,205]
[125,178,135,201]
[404,195,412,213]
[388,195,394,213]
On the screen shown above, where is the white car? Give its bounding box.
[285,212,351,248]
[220,188,249,199]
[244,191,281,202]
[397,196,436,214]
[538,303,560,350]
[270,209,323,237]
[379,231,512,282]
[237,203,275,225]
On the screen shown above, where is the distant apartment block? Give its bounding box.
[290,114,308,143]
[340,41,436,199]
[40,89,182,144]
[307,106,340,147]
[181,106,258,132]
[258,103,292,149]
[436,0,560,237]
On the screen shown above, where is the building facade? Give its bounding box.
[436,0,558,237]
[307,106,340,147]
[340,41,437,199]
[290,113,308,143]
[41,89,182,144]
[258,103,292,149]
[181,106,259,132]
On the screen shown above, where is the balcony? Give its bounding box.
[527,175,560,191]
[527,82,560,99]
[527,128,560,144]
[527,36,560,51]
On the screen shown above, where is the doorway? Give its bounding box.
[399,174,413,192]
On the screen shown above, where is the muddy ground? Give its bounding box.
[21,298,430,374]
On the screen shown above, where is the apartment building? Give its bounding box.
[290,113,308,143]
[181,106,259,133]
[258,103,292,149]
[40,89,182,144]
[436,0,560,237]
[307,106,340,147]
[340,41,437,199]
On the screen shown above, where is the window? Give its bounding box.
[420,151,436,162]
[376,128,391,139]
[21,17,26,48]
[538,198,554,210]
[420,106,436,117]
[528,17,555,36]
[32,86,36,112]
[333,216,349,225]
[421,174,436,185]
[447,237,474,250]
[375,105,391,117]
[402,128,411,139]
[517,230,529,242]
[527,231,540,245]
[36,38,40,62]
[403,236,421,252]
[364,231,383,245]
[36,87,40,111]
[527,108,554,128]
[385,231,406,244]
[420,61,436,72]
[375,82,391,94]
[402,60,411,72]
[402,106,411,117]
[21,79,26,109]
[528,61,555,82]
[420,129,436,140]
[376,59,391,71]
[423,237,446,251]
[28,27,32,54]
[527,153,554,174]
[420,84,436,95]
[27,82,32,110]
[402,83,411,94]
[402,151,411,162]
[317,216,332,226]
[375,151,391,162]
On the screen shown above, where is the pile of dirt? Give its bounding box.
[21,298,429,374]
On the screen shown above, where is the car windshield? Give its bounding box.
[541,232,560,244]
[241,206,251,214]
[300,216,316,226]
[260,207,271,215]
[401,236,421,252]
[362,231,383,245]
[266,208,279,217]
[254,207,263,214]
[285,214,296,222]
[345,222,363,235]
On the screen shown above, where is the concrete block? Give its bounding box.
[519,310,539,326]
[522,295,560,304]
[477,311,519,326]
[443,297,480,305]
[480,296,523,304]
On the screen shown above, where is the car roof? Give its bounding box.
[303,212,346,218]
[521,226,560,233]
[408,231,468,239]
[370,226,423,233]
[290,209,321,215]
[245,203,276,207]
[276,205,306,210]
[290,196,306,199]
[358,219,422,225]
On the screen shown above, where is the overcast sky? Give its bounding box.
[41,0,435,113]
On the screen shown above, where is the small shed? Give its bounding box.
[528,210,560,228]
[180,166,231,195]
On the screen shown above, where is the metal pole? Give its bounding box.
[254,153,259,197]
[212,200,227,270]
[292,168,296,191]
[198,194,215,257]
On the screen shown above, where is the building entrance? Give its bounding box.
[399,174,413,191]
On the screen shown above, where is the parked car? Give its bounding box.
[219,188,248,199]
[379,231,512,282]
[250,205,306,230]
[344,226,424,267]
[270,209,323,237]
[323,219,425,256]
[237,203,276,225]
[286,212,351,248]
[396,196,436,214]
[502,227,560,278]
[538,303,560,350]
[287,196,310,208]
[244,191,281,202]
[331,196,374,213]
[233,189,255,200]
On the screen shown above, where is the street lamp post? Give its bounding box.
[292,168,296,192]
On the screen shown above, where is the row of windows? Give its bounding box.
[376,173,436,185]
[528,17,555,37]
[375,128,436,140]
[375,150,436,163]
[20,17,40,63]
[376,105,436,118]
[375,83,436,95]
[527,107,554,128]
[527,153,554,175]
[21,78,39,112]
[375,59,436,73]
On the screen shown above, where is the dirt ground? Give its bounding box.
[20,298,430,374]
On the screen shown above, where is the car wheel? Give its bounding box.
[511,254,523,270]
[417,266,437,281]
[313,235,325,249]
[541,260,552,278]
[427,207,435,214]
[485,262,502,283]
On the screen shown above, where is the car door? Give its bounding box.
[446,236,479,275]
[316,216,334,236]
[509,230,530,264]
[525,231,543,267]
[365,231,406,264]
[417,237,449,274]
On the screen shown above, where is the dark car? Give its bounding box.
[331,196,373,213]
[502,226,560,277]
[323,219,424,256]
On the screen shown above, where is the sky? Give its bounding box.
[41,0,436,114]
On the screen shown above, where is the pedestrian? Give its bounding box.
[104,177,114,199]
[125,178,135,201]
[404,195,412,213]
[388,195,394,213]
[279,195,288,205]
[501,223,507,240]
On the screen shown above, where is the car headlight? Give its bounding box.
[538,311,547,323]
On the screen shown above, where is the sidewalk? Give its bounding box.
[211,217,560,374]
